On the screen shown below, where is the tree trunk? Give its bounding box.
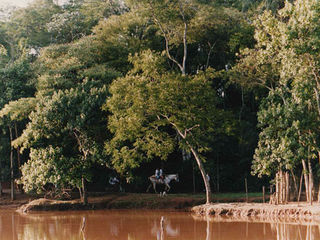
[276,172,279,205]
[164,118,211,203]
[181,21,187,76]
[14,123,23,193]
[307,159,313,204]
[216,152,220,193]
[9,125,15,201]
[189,145,211,204]
[245,178,248,203]
[280,170,287,204]
[150,1,188,75]
[82,177,88,205]
[280,170,284,204]
[285,172,289,203]
[318,152,320,203]
[290,169,298,200]
[0,156,2,197]
[302,160,309,202]
[14,123,21,171]
[78,186,83,201]
[192,162,196,194]
[298,170,303,202]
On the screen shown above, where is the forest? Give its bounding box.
[0,0,319,205]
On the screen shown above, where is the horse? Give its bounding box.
[146,174,179,193]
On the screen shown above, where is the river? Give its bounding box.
[0,209,319,240]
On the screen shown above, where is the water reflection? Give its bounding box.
[270,223,318,240]
[151,216,180,240]
[0,209,320,240]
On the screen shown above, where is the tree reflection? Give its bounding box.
[80,216,86,240]
[14,213,83,240]
[192,214,320,240]
[206,218,212,240]
[151,216,180,240]
[1,210,320,240]
[271,223,319,240]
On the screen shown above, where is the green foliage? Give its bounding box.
[128,0,198,45]
[15,79,108,192]
[35,37,121,96]
[0,44,6,56]
[188,6,255,72]
[46,0,127,44]
[235,0,320,179]
[80,0,128,27]
[3,0,60,49]
[92,10,162,73]
[105,50,227,178]
[0,55,35,104]
[0,0,270,194]
[18,146,66,194]
[0,98,36,122]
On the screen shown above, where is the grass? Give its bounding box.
[171,192,264,199]
[213,192,264,199]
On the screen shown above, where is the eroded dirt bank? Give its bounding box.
[191,202,320,221]
[6,192,320,220]
[16,193,204,213]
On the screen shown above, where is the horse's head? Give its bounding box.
[174,174,179,182]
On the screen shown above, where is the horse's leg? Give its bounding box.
[165,183,170,192]
[146,184,152,193]
[153,182,157,193]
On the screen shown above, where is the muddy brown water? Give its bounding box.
[0,209,319,240]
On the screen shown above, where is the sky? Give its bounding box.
[0,0,69,8]
[0,0,31,8]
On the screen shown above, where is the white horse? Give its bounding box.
[146,174,179,193]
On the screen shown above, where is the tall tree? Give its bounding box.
[105,51,231,203]
[234,0,320,203]
[16,80,108,204]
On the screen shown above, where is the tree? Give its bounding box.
[0,50,36,200]
[2,0,60,53]
[234,0,320,203]
[105,51,229,203]
[46,0,127,44]
[15,80,108,204]
[128,0,201,75]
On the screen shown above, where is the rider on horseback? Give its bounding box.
[159,168,164,180]
[155,168,164,183]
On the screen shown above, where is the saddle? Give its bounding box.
[153,175,165,183]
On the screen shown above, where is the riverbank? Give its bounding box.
[0,192,263,212]
[191,202,320,221]
[3,192,320,220]
[17,193,205,213]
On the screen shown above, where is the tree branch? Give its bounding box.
[158,114,199,139]
[158,114,185,138]
[178,0,187,75]
[184,124,200,136]
[148,1,184,74]
[205,41,216,70]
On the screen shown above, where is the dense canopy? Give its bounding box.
[1,0,320,204]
